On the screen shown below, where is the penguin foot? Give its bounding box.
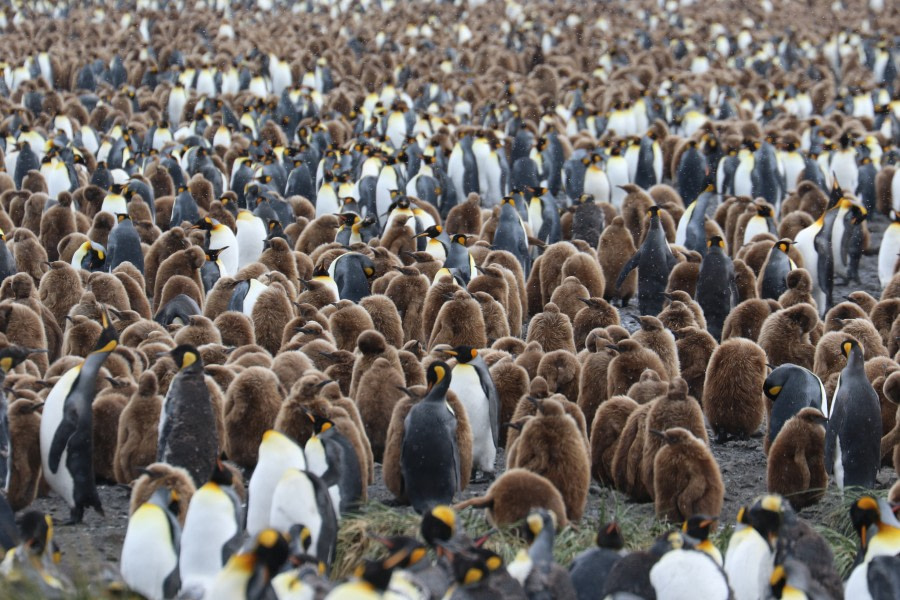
[470,471,495,484]
[62,508,84,526]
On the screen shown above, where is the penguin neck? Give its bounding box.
[76,349,113,402]
[845,348,864,373]
[528,528,554,564]
[424,379,451,402]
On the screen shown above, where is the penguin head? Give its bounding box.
[646,205,661,218]
[421,505,457,547]
[369,534,428,570]
[425,360,451,394]
[249,530,290,589]
[748,494,785,548]
[707,235,726,250]
[354,558,395,592]
[205,246,228,262]
[149,486,181,515]
[524,508,557,545]
[168,344,202,371]
[415,224,442,239]
[774,239,792,254]
[92,307,118,354]
[595,522,624,550]
[306,411,335,436]
[577,194,595,204]
[839,338,860,358]
[849,496,880,550]
[442,346,478,364]
[17,511,54,558]
[769,565,789,599]
[451,233,469,246]
[0,345,47,373]
[337,212,360,227]
[286,524,317,568]
[209,456,234,487]
[682,515,717,542]
[447,552,487,587]
[756,205,772,217]
[191,216,217,231]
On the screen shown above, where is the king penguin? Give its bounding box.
[443,346,499,482]
[71,240,107,272]
[120,486,181,600]
[192,217,239,276]
[758,240,796,301]
[40,307,118,523]
[443,234,477,285]
[157,345,218,486]
[327,252,375,303]
[824,339,881,490]
[414,224,451,261]
[878,210,900,288]
[616,206,677,315]
[764,364,827,447]
[235,210,267,270]
[247,430,307,537]
[304,412,364,516]
[493,196,532,278]
[694,236,738,341]
[401,361,461,513]
[674,184,717,257]
[106,214,145,274]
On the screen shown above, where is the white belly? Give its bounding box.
[246,439,306,537]
[878,226,900,288]
[236,218,266,270]
[449,365,495,472]
[180,485,239,587]
[121,504,178,600]
[39,366,81,507]
[269,469,323,550]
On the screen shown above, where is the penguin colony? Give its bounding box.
[0,0,894,598]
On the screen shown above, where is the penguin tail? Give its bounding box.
[452,496,493,512]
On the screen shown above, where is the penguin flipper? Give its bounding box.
[48,408,78,474]
[615,250,641,290]
[163,564,181,599]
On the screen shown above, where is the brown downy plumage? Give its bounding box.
[472,291,510,342]
[665,255,701,297]
[359,294,404,349]
[384,267,430,343]
[173,315,221,347]
[129,463,196,525]
[535,243,578,308]
[626,370,669,405]
[610,402,653,502]
[251,282,295,356]
[348,329,403,399]
[549,276,592,324]
[213,311,255,348]
[526,302,575,353]
[39,197,76,261]
[620,185,655,247]
[93,388,128,483]
[823,301,869,333]
[813,332,855,384]
[537,350,581,403]
[640,378,708,496]
[0,304,48,373]
[429,290,487,350]
[113,265,152,319]
[224,366,283,468]
[38,261,84,330]
[274,374,333,448]
[444,192,483,234]
[590,395,639,487]
[6,398,43,510]
[778,269,817,311]
[837,318,888,360]
[383,385,473,501]
[606,339,669,397]
[721,298,780,342]
[453,468,568,528]
[652,427,724,522]
[561,253,605,299]
[355,357,407,462]
[573,298,619,351]
[514,341,544,380]
[673,326,718,400]
[489,357,530,448]
[152,245,205,311]
[767,407,828,511]
[483,250,527,336]
[703,338,767,443]
[328,300,375,351]
[733,258,758,302]
[657,299,698,331]
[757,303,819,369]
[508,397,590,521]
[633,316,680,380]
[294,215,339,255]
[319,380,374,486]
[578,338,616,428]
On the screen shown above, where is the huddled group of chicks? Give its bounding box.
[0,0,895,598]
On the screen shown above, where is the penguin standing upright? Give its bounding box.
[674,184,717,256]
[443,346,499,482]
[0,229,16,284]
[443,234,477,285]
[401,361,461,513]
[493,197,531,278]
[879,210,900,288]
[40,308,117,524]
[304,412,364,515]
[327,252,375,303]
[247,430,307,537]
[758,240,796,301]
[106,214,145,273]
[192,217,239,276]
[571,193,606,249]
[157,345,218,486]
[694,236,738,341]
[763,364,827,449]
[825,339,881,490]
[179,459,243,595]
[616,206,677,315]
[268,466,338,570]
[0,346,46,488]
[120,487,181,600]
[414,224,451,261]
[676,140,708,205]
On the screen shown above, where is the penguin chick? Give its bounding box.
[573,298,619,351]
[610,402,653,502]
[757,303,818,369]
[673,327,717,400]
[703,338,767,443]
[641,378,708,496]
[355,357,407,463]
[39,261,83,330]
[152,246,205,311]
[767,408,828,511]
[778,269,817,311]
[721,298,780,342]
[173,315,221,347]
[510,397,590,521]
[657,300,698,332]
[114,371,162,484]
[489,358,530,448]
[429,290,487,350]
[577,340,616,427]
[273,375,332,450]
[549,276,591,324]
[92,390,127,483]
[537,350,581,402]
[633,316,680,380]
[652,427,724,522]
[472,290,510,342]
[359,295,404,350]
[250,282,294,357]
[626,370,669,405]
[348,329,403,399]
[607,339,669,397]
[384,267,430,344]
[453,468,569,529]
[590,396,639,487]
[6,399,43,510]
[129,462,196,526]
[525,303,575,354]
[329,300,376,352]
[224,366,283,469]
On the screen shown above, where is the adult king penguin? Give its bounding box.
[401,361,461,513]
[616,206,677,315]
[120,486,181,600]
[158,345,218,486]
[825,339,881,490]
[443,346,499,481]
[694,236,738,341]
[40,308,117,524]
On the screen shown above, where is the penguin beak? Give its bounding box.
[315,379,333,389]
[648,429,667,440]
[413,231,429,238]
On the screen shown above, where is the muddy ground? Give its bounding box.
[30,214,899,586]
